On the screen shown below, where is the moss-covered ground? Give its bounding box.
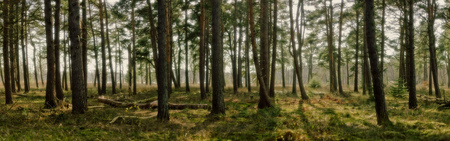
[0,84,449,140]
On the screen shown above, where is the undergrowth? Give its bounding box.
[0,85,449,140]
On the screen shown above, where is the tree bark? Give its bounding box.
[291,0,308,100]
[337,0,344,94]
[324,0,336,92]
[354,0,360,92]
[44,0,57,108]
[211,0,226,114]
[21,0,30,93]
[185,0,190,93]
[157,0,169,121]
[250,0,273,109]
[199,0,206,99]
[69,0,87,114]
[364,0,391,126]
[245,5,251,93]
[10,1,15,93]
[132,5,137,95]
[82,0,87,95]
[104,0,116,94]
[269,0,277,97]
[55,0,64,101]
[427,0,441,98]
[407,0,417,109]
[259,0,270,98]
[89,0,100,94]
[98,0,107,95]
[3,0,13,104]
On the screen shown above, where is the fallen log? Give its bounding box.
[98,96,211,110]
[109,115,156,124]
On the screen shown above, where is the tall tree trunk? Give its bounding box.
[211,0,226,114]
[282,46,286,88]
[99,0,107,94]
[3,0,13,104]
[364,0,391,126]
[82,0,88,94]
[354,1,359,92]
[231,0,238,94]
[32,36,39,88]
[407,0,417,109]
[132,5,137,95]
[156,0,169,122]
[15,3,21,92]
[10,1,15,93]
[104,0,116,94]
[184,0,190,92]
[291,0,308,100]
[324,0,336,92]
[245,5,251,93]
[21,0,30,93]
[44,0,57,108]
[70,0,87,114]
[205,18,210,93]
[55,0,64,101]
[63,13,69,91]
[269,0,277,97]
[337,0,344,94]
[199,0,206,99]
[380,0,385,84]
[259,0,270,99]
[89,0,100,94]
[146,0,158,88]
[427,0,441,98]
[250,0,273,109]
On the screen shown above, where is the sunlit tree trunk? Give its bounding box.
[427,0,441,98]
[269,0,277,97]
[55,0,64,101]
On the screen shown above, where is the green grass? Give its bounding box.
[0,85,449,140]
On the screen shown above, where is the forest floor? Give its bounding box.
[0,84,449,140]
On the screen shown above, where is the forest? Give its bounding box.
[0,0,449,140]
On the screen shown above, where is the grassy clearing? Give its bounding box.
[0,85,449,140]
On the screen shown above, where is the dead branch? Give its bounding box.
[98,96,211,110]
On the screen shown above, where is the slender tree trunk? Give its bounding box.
[82,0,88,93]
[291,0,308,100]
[380,0,385,84]
[205,18,210,93]
[231,0,238,94]
[39,54,44,86]
[104,0,116,94]
[44,0,57,108]
[184,0,190,93]
[427,0,441,98]
[55,0,64,101]
[364,0,391,126]
[70,0,87,114]
[324,0,335,92]
[337,0,344,94]
[354,1,360,92]
[21,0,30,93]
[259,0,270,99]
[3,0,13,104]
[89,0,100,94]
[211,0,226,114]
[282,47,286,88]
[199,0,206,99]
[10,1,15,93]
[15,3,21,92]
[98,0,107,94]
[132,5,137,95]
[269,0,277,97]
[245,6,251,92]
[32,37,39,88]
[63,13,68,91]
[250,0,273,109]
